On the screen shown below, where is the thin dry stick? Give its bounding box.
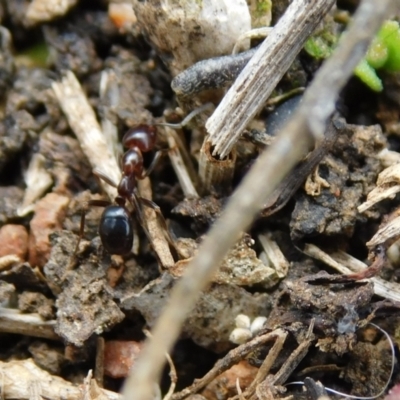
[239,330,287,399]
[0,308,58,341]
[172,329,286,400]
[121,1,398,399]
[206,0,336,159]
[165,127,200,198]
[138,178,175,268]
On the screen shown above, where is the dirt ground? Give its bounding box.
[1,1,400,399]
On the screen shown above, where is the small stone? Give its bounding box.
[104,341,144,378]
[18,291,55,320]
[235,314,251,329]
[0,224,28,260]
[229,328,252,345]
[250,316,267,335]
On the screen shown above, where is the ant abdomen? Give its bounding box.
[99,205,134,255]
[122,124,157,152]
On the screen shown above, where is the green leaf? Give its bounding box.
[354,59,383,92]
[378,20,400,72]
[366,37,388,69]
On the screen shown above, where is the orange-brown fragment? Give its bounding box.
[29,193,70,267]
[104,340,144,378]
[201,360,258,400]
[0,224,29,260]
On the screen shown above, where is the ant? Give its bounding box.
[74,124,175,262]
[71,103,214,266]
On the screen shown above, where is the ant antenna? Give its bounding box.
[156,102,214,129]
[286,322,395,399]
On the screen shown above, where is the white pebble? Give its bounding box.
[235,314,251,329]
[250,316,267,335]
[229,328,252,344]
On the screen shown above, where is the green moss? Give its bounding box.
[17,42,49,68]
[304,36,333,60]
[255,0,271,16]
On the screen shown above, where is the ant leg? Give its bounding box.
[67,199,111,273]
[93,169,118,188]
[130,193,152,241]
[137,196,177,250]
[156,102,214,129]
[139,149,169,179]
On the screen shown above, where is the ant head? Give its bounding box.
[123,124,157,153]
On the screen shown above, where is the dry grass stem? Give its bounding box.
[17,153,53,217]
[165,127,200,198]
[121,1,398,399]
[258,234,289,279]
[206,0,336,159]
[358,163,400,212]
[304,243,400,302]
[138,178,175,268]
[52,71,120,202]
[240,330,287,399]
[367,215,400,248]
[0,358,121,400]
[0,308,58,340]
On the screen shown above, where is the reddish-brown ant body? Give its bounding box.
[77,124,173,257]
[72,103,214,263]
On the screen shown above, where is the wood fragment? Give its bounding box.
[239,330,287,399]
[206,0,336,159]
[165,127,200,198]
[258,234,289,279]
[199,140,236,195]
[367,215,400,248]
[359,163,400,213]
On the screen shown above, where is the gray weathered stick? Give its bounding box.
[121,1,398,399]
[206,0,336,159]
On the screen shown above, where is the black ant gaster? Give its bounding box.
[76,124,174,258]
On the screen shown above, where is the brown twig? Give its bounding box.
[172,329,286,400]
